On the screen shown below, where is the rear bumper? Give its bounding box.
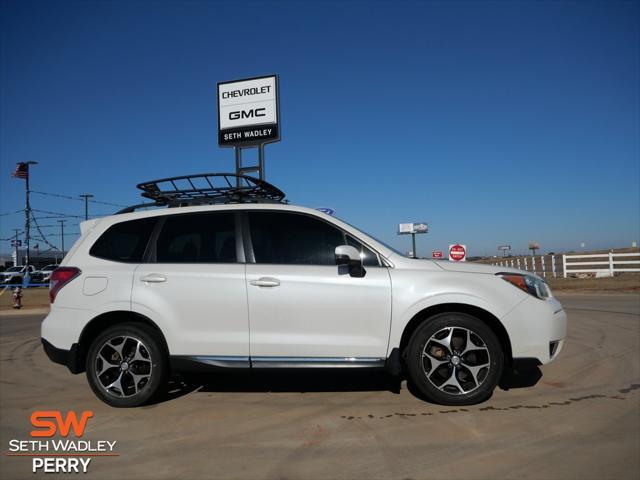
[41,339,82,374]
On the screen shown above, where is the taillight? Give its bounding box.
[49,267,81,303]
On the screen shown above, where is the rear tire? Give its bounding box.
[86,323,167,408]
[406,313,503,405]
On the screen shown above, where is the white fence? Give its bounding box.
[492,255,558,277]
[561,252,640,278]
[491,252,640,278]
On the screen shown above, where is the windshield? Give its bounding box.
[336,218,406,257]
[5,267,23,272]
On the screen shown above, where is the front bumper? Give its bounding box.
[41,339,82,374]
[503,295,567,365]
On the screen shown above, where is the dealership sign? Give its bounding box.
[449,244,467,262]
[217,75,279,147]
[397,223,428,234]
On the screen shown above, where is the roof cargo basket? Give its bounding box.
[117,173,286,214]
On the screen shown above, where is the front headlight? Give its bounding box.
[497,273,552,300]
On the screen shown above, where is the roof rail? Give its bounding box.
[116,173,286,214]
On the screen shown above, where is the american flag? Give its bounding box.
[12,162,28,179]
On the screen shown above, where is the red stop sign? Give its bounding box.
[449,244,466,261]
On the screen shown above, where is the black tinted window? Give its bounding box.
[249,212,345,265]
[90,218,156,262]
[156,212,236,263]
[346,235,380,266]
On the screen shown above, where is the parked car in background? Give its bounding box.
[0,265,36,285]
[32,264,59,284]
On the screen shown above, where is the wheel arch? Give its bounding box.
[75,311,169,373]
[398,303,513,366]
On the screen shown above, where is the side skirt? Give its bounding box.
[170,355,387,372]
[251,357,386,369]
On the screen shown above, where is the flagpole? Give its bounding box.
[23,161,37,266]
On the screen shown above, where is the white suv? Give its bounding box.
[42,201,566,407]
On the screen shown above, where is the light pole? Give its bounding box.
[23,161,38,266]
[79,194,94,221]
[58,220,66,255]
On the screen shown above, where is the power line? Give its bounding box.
[32,232,79,237]
[31,209,83,219]
[30,212,61,251]
[89,199,127,207]
[30,190,127,207]
[30,190,82,202]
[0,210,23,217]
[26,223,79,228]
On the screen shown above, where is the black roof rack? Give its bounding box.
[116,173,286,214]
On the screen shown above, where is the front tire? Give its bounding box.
[86,323,167,408]
[406,313,503,405]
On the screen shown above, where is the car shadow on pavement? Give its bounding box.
[404,366,543,404]
[155,369,403,404]
[498,366,543,390]
[154,366,542,405]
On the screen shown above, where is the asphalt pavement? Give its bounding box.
[0,293,638,479]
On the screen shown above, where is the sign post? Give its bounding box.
[449,244,467,262]
[217,75,280,186]
[397,223,428,258]
[528,242,540,256]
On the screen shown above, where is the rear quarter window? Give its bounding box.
[90,218,157,262]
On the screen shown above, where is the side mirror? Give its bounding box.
[335,245,360,266]
[335,245,366,278]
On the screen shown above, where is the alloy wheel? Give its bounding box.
[421,326,491,395]
[95,335,153,398]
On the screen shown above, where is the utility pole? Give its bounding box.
[79,194,94,220]
[23,161,38,266]
[58,220,66,255]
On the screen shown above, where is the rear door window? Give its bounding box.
[156,212,237,263]
[90,218,157,262]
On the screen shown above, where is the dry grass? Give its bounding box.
[547,273,640,293]
[0,287,50,311]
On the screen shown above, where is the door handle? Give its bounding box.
[141,274,167,283]
[250,277,280,287]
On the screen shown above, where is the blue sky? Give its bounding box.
[1,0,638,257]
